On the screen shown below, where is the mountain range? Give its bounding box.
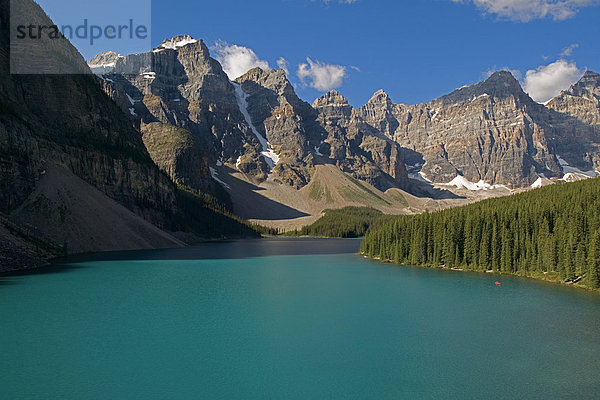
[90,35,600,223]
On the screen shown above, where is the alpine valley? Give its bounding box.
[2,0,600,271]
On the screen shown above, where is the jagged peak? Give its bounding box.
[87,51,124,67]
[437,70,526,105]
[367,89,392,105]
[553,69,600,101]
[155,35,200,51]
[235,66,268,82]
[486,70,519,83]
[574,70,600,89]
[582,70,600,79]
[235,67,292,88]
[312,89,350,108]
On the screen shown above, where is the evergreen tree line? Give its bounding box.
[286,207,384,238]
[360,178,600,290]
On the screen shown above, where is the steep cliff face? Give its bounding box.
[91,34,600,194]
[394,72,561,186]
[0,1,176,226]
[1,2,264,270]
[547,71,600,126]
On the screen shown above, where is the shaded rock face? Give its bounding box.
[357,71,599,187]
[9,0,90,74]
[141,122,216,195]
[0,0,176,227]
[313,90,409,190]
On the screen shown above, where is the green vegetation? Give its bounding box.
[288,207,383,238]
[361,178,600,291]
[343,175,391,206]
[308,180,333,202]
[386,189,409,207]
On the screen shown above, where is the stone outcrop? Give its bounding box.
[96,36,266,192]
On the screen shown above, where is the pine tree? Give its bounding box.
[587,230,600,289]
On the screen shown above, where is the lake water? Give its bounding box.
[1,238,600,399]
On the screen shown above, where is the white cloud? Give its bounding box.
[523,59,583,103]
[212,41,269,80]
[560,43,579,57]
[276,57,289,76]
[452,0,600,22]
[297,58,347,91]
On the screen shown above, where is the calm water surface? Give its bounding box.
[1,238,599,399]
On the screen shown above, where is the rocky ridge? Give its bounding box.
[92,37,600,194]
[354,71,600,188]
[94,39,410,193]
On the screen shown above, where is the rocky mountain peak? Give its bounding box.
[236,67,297,99]
[88,51,123,67]
[236,67,270,83]
[367,89,392,105]
[312,89,350,108]
[566,70,600,96]
[156,35,199,50]
[87,51,124,74]
[582,70,600,80]
[437,70,525,106]
[547,70,600,126]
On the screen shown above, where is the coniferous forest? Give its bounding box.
[360,178,600,290]
[287,207,383,238]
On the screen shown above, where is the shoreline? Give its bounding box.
[0,237,363,276]
[361,253,600,295]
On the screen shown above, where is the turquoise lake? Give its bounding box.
[1,238,600,399]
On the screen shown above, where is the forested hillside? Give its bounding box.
[361,179,600,290]
[288,207,383,238]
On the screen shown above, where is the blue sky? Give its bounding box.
[39,0,600,106]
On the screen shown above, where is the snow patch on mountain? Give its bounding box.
[557,156,598,179]
[157,35,198,50]
[443,174,508,191]
[209,167,230,189]
[531,177,543,189]
[233,82,280,169]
